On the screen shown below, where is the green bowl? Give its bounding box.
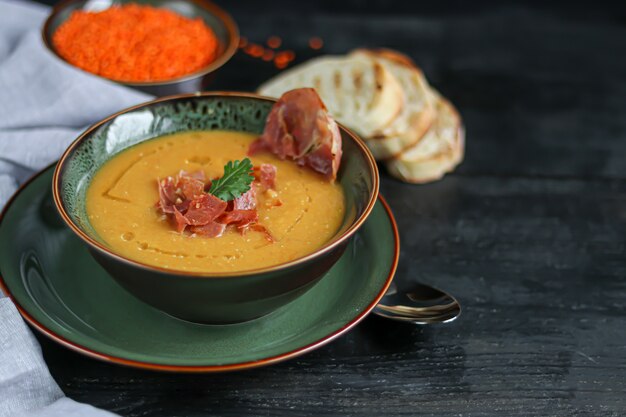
[52,92,380,324]
[42,0,239,96]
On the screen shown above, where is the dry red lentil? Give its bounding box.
[52,4,219,82]
[244,43,265,58]
[309,37,323,50]
[267,36,282,49]
[273,50,294,68]
[261,49,275,61]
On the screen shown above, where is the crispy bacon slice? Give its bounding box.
[157,171,207,213]
[157,167,276,240]
[233,184,257,210]
[217,209,259,230]
[179,170,206,181]
[172,206,190,233]
[157,177,178,214]
[253,164,277,190]
[178,176,205,200]
[190,222,227,238]
[171,194,227,233]
[184,194,228,226]
[249,88,342,181]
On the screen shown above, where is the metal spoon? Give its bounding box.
[372,282,461,324]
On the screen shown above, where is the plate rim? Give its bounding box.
[0,163,399,373]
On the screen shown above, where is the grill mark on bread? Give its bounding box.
[349,49,435,159]
[373,63,384,91]
[313,76,321,90]
[257,55,404,138]
[353,70,363,89]
[333,71,342,89]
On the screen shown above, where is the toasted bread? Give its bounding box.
[386,95,464,183]
[350,49,436,159]
[257,55,404,138]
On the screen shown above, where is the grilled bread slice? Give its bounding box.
[350,49,436,159]
[257,55,404,138]
[386,94,464,183]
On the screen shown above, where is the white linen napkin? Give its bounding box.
[0,300,118,417]
[0,1,153,415]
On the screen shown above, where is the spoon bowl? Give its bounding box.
[372,282,461,324]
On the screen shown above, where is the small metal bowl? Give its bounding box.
[42,0,239,96]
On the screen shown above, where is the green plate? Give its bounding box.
[0,166,398,372]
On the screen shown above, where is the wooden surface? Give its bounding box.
[35,0,626,415]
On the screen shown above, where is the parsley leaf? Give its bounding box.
[208,158,254,201]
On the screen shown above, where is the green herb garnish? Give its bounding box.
[208,158,255,201]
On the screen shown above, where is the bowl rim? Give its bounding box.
[41,0,240,86]
[52,91,381,278]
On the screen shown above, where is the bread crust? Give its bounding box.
[385,96,464,183]
[257,49,464,184]
[257,55,405,138]
[350,49,436,159]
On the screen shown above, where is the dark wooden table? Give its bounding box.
[35,1,626,415]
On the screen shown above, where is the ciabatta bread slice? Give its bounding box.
[257,55,404,138]
[386,94,464,183]
[350,49,436,159]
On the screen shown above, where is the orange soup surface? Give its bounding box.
[86,131,346,273]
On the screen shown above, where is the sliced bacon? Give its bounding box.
[179,170,206,181]
[248,139,267,156]
[233,184,257,210]
[249,88,342,181]
[172,194,227,233]
[175,199,191,213]
[299,117,342,180]
[301,141,341,180]
[178,177,205,200]
[253,164,277,190]
[184,194,228,226]
[217,209,258,230]
[189,222,226,238]
[157,168,276,241]
[157,171,206,213]
[157,177,178,213]
[172,206,190,233]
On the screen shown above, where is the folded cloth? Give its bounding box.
[0,300,118,417]
[15,398,119,417]
[0,299,63,416]
[0,0,154,416]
